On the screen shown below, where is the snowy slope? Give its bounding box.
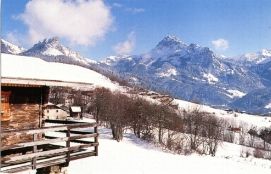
[1,39,25,54]
[1,53,120,90]
[173,99,271,128]
[67,128,271,174]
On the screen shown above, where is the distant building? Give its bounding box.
[44,103,69,120]
[70,106,83,119]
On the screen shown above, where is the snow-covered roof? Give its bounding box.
[70,106,82,112]
[1,53,120,90]
[2,77,94,88]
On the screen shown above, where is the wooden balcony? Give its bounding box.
[1,119,98,173]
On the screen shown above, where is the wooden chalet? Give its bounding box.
[69,106,83,119]
[1,77,98,174]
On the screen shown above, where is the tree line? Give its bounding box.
[86,88,227,156]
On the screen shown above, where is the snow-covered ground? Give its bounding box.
[174,99,271,128]
[68,128,271,174]
[265,102,271,109]
[203,73,218,84]
[1,53,121,91]
[226,89,246,98]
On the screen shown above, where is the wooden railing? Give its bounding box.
[0,119,98,173]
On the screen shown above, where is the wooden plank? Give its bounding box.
[57,130,94,135]
[69,143,99,151]
[69,133,98,140]
[1,148,70,163]
[36,158,66,170]
[1,154,67,168]
[1,125,68,136]
[45,136,95,144]
[1,158,67,174]
[1,137,69,151]
[45,119,87,124]
[46,119,97,127]
[2,142,99,163]
[70,151,96,161]
[1,149,98,172]
[70,139,95,144]
[1,164,32,173]
[1,122,96,136]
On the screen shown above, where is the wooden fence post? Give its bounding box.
[94,126,98,156]
[66,128,71,165]
[32,133,37,169]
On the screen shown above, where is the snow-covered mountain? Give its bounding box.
[100,35,270,113]
[1,39,25,54]
[238,49,271,65]
[1,36,270,114]
[21,37,96,67]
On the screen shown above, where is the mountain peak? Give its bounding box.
[163,35,182,42]
[260,49,271,57]
[158,35,185,45]
[155,35,187,52]
[239,48,271,64]
[22,37,96,66]
[40,37,60,47]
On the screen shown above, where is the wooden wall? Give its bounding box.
[1,85,49,146]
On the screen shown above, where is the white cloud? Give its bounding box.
[6,32,21,46]
[211,38,229,50]
[113,32,135,55]
[112,3,145,14]
[112,3,122,8]
[126,8,145,14]
[19,0,113,46]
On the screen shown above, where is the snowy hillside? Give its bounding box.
[1,53,119,90]
[1,39,25,54]
[67,128,271,174]
[173,99,271,128]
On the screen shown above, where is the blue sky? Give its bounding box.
[2,0,271,60]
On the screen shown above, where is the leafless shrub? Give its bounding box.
[253,148,264,158]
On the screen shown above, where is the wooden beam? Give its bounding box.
[1,137,69,151]
[1,122,96,136]
[69,133,98,140]
[2,143,99,163]
[70,151,96,161]
[45,119,88,124]
[57,130,94,135]
[2,148,70,163]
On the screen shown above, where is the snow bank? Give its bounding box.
[68,128,271,174]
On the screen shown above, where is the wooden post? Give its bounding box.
[66,128,71,165]
[94,126,98,156]
[32,133,37,169]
